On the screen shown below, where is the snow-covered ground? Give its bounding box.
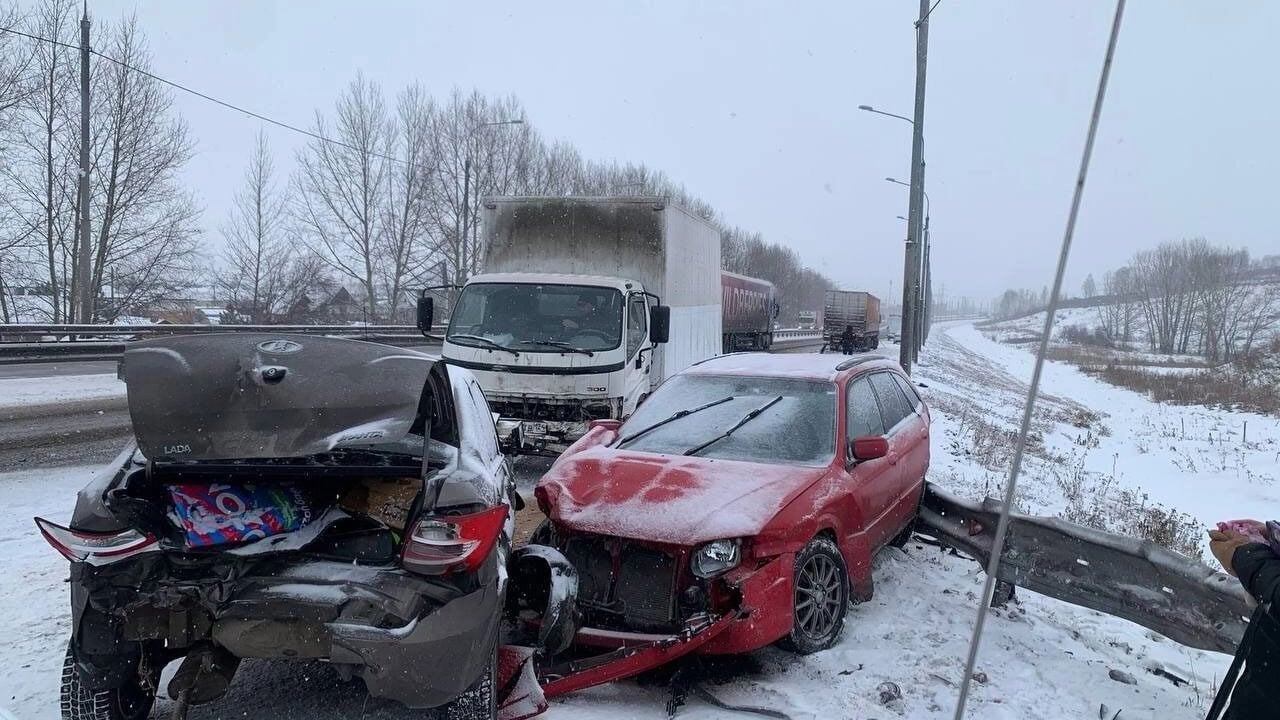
[4,321,1275,719]
[0,373,125,408]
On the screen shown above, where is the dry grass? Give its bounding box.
[1085,364,1280,415]
[1053,465,1205,561]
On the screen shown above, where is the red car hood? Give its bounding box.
[538,447,829,545]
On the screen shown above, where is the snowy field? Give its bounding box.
[0,373,125,408]
[3,321,1276,719]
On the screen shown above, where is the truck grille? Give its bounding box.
[489,399,614,422]
[560,534,680,630]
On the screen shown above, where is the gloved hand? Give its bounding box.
[1208,528,1255,577]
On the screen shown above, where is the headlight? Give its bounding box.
[691,539,741,578]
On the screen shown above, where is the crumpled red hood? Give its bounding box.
[537,447,828,545]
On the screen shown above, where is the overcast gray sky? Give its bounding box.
[71,1,1280,303]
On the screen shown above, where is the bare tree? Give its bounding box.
[1081,273,1097,298]
[294,72,392,321]
[378,83,435,322]
[87,15,201,322]
[218,130,308,323]
[2,0,78,321]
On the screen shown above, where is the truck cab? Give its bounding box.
[436,272,670,454]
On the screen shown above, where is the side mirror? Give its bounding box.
[649,305,671,344]
[772,301,781,319]
[416,295,434,333]
[851,436,889,462]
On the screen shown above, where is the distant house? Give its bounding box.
[315,287,363,324]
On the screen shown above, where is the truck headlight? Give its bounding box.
[691,539,741,578]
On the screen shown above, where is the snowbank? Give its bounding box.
[0,373,125,409]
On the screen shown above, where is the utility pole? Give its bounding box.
[921,216,932,343]
[75,3,92,324]
[899,0,930,374]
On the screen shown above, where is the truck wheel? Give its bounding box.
[777,537,849,655]
[61,643,156,720]
[443,635,498,720]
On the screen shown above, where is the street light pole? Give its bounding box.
[886,174,931,361]
[900,0,931,374]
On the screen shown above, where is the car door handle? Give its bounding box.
[887,452,899,466]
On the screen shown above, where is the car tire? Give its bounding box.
[777,536,849,655]
[61,643,156,720]
[442,635,497,720]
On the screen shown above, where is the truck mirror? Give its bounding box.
[649,305,671,344]
[416,295,434,333]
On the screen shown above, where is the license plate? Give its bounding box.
[523,422,548,436]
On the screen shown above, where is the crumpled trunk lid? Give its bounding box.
[120,333,434,462]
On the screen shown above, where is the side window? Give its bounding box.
[846,377,885,439]
[868,372,911,432]
[626,295,648,358]
[465,379,500,461]
[892,373,922,411]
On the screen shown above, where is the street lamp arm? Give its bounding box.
[858,105,914,126]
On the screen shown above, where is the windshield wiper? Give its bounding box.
[615,395,735,448]
[682,396,784,457]
[448,334,520,356]
[517,339,594,357]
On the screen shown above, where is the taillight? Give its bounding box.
[34,517,159,565]
[401,505,508,576]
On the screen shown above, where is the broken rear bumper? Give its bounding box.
[330,579,501,708]
[74,556,501,709]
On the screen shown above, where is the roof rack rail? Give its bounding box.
[835,355,882,371]
[690,351,756,367]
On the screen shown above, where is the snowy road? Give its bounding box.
[4,322,1271,719]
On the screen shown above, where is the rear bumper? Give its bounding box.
[73,556,500,709]
[330,580,500,708]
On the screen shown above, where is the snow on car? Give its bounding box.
[533,352,930,657]
[35,333,576,720]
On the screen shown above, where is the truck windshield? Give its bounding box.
[617,374,836,466]
[447,283,624,353]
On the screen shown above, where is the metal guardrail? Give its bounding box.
[0,324,826,364]
[773,329,821,341]
[0,324,445,364]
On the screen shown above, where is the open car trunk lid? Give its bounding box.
[120,333,435,463]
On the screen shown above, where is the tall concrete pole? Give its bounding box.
[76,5,92,323]
[75,6,92,322]
[899,0,930,374]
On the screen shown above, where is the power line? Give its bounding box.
[0,24,408,166]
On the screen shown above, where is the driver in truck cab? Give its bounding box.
[562,295,602,332]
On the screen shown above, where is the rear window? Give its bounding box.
[617,374,837,466]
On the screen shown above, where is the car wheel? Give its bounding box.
[777,536,849,655]
[443,635,497,720]
[61,643,156,720]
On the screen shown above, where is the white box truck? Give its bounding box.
[419,196,722,454]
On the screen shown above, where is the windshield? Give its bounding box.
[618,374,836,466]
[447,283,624,353]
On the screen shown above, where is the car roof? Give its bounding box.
[684,352,902,382]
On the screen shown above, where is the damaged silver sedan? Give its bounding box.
[34,334,576,720]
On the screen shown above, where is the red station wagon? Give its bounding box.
[534,352,930,655]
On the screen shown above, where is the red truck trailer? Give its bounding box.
[721,271,778,352]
